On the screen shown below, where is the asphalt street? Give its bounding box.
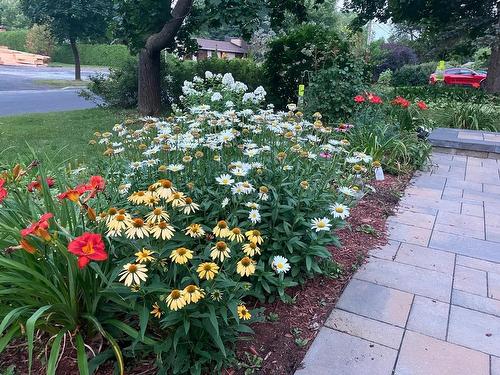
[0,65,107,116]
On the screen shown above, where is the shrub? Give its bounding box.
[473,47,491,69]
[264,24,353,108]
[304,62,367,122]
[374,43,418,79]
[85,55,265,109]
[0,29,27,51]
[25,24,54,56]
[52,43,132,67]
[391,62,438,87]
[377,69,393,85]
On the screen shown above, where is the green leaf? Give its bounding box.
[0,325,19,353]
[0,306,27,336]
[75,334,90,375]
[27,305,52,374]
[47,330,67,375]
[203,317,226,356]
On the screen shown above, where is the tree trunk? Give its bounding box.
[138,49,162,115]
[137,0,193,115]
[485,1,500,94]
[69,38,81,81]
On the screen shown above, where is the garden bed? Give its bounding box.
[234,174,410,375]
[0,174,410,375]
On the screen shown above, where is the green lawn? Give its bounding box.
[0,108,132,167]
[33,79,89,88]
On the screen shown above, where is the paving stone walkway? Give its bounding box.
[296,152,500,375]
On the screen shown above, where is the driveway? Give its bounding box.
[0,65,107,116]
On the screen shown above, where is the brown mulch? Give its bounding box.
[234,174,411,375]
[0,174,410,375]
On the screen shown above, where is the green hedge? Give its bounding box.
[391,62,437,87]
[0,30,28,51]
[52,44,133,67]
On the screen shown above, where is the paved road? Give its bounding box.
[0,88,98,116]
[0,65,107,116]
[297,152,500,375]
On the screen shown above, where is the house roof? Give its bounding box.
[196,38,248,54]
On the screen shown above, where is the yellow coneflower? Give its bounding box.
[300,180,309,190]
[154,179,176,199]
[242,242,261,257]
[245,229,263,245]
[169,247,193,265]
[183,285,205,304]
[181,197,200,215]
[353,164,364,173]
[143,194,160,207]
[128,191,148,205]
[182,155,193,163]
[135,248,155,263]
[125,218,150,239]
[107,212,131,236]
[150,221,175,240]
[145,207,170,223]
[236,257,256,277]
[228,227,245,242]
[165,289,186,311]
[213,220,231,238]
[105,207,118,224]
[197,262,219,280]
[210,241,231,262]
[150,302,163,318]
[167,191,186,208]
[237,305,251,320]
[184,223,206,238]
[119,263,148,287]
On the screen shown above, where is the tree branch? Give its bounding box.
[145,0,194,53]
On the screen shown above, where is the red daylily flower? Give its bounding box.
[354,95,365,103]
[58,188,84,202]
[367,93,383,104]
[27,177,55,192]
[391,96,410,108]
[68,232,108,269]
[0,179,7,204]
[417,101,428,110]
[21,213,53,240]
[58,176,105,202]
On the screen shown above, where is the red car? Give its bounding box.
[429,68,487,88]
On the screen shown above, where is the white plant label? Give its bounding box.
[375,167,385,181]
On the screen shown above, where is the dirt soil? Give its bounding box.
[234,174,411,375]
[0,174,410,375]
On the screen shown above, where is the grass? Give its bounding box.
[34,79,89,88]
[0,108,132,168]
[48,62,106,69]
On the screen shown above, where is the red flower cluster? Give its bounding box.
[354,95,365,103]
[417,101,428,110]
[354,93,383,104]
[27,176,55,192]
[58,175,105,202]
[391,96,410,108]
[367,93,383,104]
[0,179,7,204]
[68,232,108,268]
[20,213,53,240]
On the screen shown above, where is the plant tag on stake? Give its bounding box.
[375,166,385,181]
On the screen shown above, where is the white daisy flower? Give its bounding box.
[330,203,350,219]
[338,186,357,197]
[248,209,261,224]
[167,164,185,172]
[221,197,230,208]
[272,256,291,274]
[311,217,332,232]
[216,174,235,186]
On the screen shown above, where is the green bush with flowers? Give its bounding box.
[0,73,385,374]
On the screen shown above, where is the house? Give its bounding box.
[0,26,7,32]
[190,37,248,61]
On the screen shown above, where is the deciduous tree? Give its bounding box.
[20,0,112,80]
